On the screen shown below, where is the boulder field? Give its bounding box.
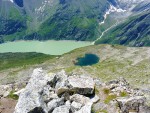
[14,68,98,113]
[1,68,150,113]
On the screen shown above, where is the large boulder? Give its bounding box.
[54,73,95,96]
[14,68,55,113]
[67,75,95,95]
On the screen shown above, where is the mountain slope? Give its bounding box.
[0,0,27,42]
[0,0,150,46]
[36,0,108,41]
[0,0,109,42]
[95,10,150,46]
[95,1,150,46]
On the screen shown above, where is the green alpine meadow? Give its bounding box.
[0,0,150,113]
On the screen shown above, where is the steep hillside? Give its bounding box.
[0,0,27,42]
[36,0,108,41]
[0,0,109,42]
[0,0,150,46]
[95,11,150,46]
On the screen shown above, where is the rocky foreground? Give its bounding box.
[0,68,150,113]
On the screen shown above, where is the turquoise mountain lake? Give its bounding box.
[0,41,92,55]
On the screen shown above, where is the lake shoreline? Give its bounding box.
[1,40,93,44]
[0,40,92,55]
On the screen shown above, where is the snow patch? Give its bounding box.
[117,0,144,4]
[35,0,53,14]
[93,3,127,44]
[9,0,14,3]
[99,4,126,25]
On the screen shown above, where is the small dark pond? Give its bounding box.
[75,54,99,66]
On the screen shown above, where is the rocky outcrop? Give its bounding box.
[105,78,150,113]
[92,77,150,113]
[105,78,143,96]
[116,96,150,113]
[67,75,95,95]
[14,68,97,113]
[14,68,51,113]
[14,68,150,113]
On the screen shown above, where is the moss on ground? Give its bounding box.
[7,91,19,100]
[104,94,117,104]
[120,91,128,97]
[103,88,110,95]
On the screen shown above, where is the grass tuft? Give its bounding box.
[7,91,19,100]
[103,88,110,95]
[120,91,128,97]
[104,94,117,104]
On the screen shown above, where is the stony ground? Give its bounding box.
[1,69,150,113]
